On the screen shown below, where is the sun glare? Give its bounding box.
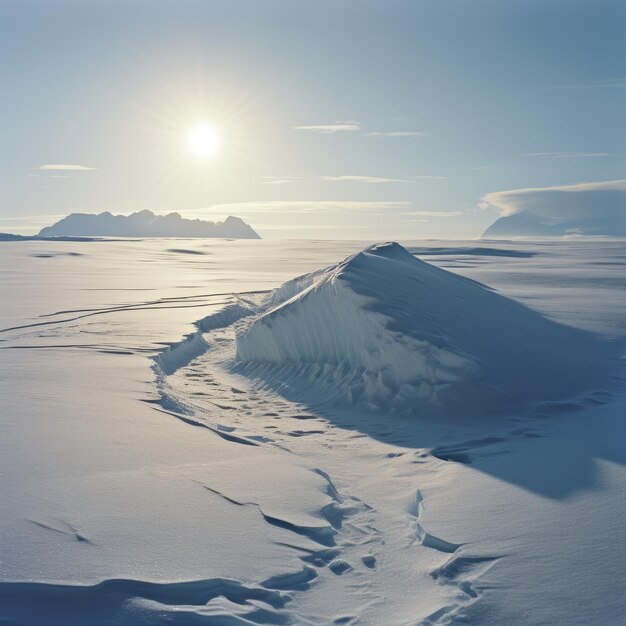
[187,124,220,158]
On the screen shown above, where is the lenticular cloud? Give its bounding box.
[481,180,626,237]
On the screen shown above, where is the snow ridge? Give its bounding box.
[236,242,608,415]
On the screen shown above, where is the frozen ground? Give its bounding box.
[0,238,625,625]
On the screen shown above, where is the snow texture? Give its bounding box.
[237,242,609,414]
[1,237,625,625]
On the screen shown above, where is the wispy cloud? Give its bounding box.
[402,210,463,218]
[0,213,67,224]
[255,223,357,231]
[259,176,302,185]
[322,175,445,183]
[524,152,615,159]
[0,213,68,235]
[364,131,427,138]
[39,164,97,171]
[320,175,412,184]
[187,200,411,216]
[259,174,445,185]
[294,121,362,133]
[293,121,429,139]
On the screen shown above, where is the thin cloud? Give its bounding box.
[403,210,463,218]
[259,176,302,185]
[259,174,445,184]
[187,200,411,216]
[39,164,97,171]
[294,121,362,134]
[525,152,615,159]
[320,175,412,184]
[293,122,428,138]
[256,224,357,231]
[0,213,67,224]
[0,213,68,234]
[365,131,428,138]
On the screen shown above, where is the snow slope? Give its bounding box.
[1,238,624,625]
[236,242,610,415]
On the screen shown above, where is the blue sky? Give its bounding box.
[1,0,624,238]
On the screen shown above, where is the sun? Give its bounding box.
[187,124,220,158]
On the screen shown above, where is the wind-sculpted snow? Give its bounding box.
[154,302,257,376]
[0,571,306,625]
[236,242,609,414]
[2,239,625,626]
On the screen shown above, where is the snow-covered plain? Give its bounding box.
[1,238,625,625]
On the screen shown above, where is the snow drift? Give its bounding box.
[236,242,609,414]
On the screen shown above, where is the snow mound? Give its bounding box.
[236,243,608,414]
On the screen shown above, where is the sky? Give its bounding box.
[1,0,625,239]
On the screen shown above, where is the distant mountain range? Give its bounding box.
[482,212,626,238]
[36,210,260,239]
